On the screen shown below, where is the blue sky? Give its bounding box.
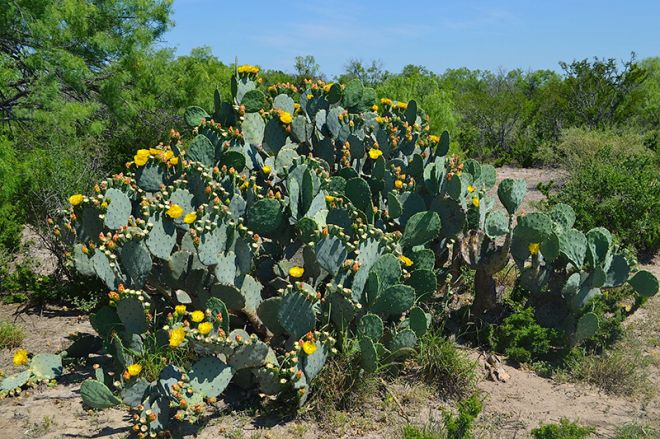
[162,0,660,77]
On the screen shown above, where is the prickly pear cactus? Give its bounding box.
[50,65,658,436]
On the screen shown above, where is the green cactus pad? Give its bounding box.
[575,312,599,343]
[145,213,176,261]
[188,357,233,398]
[197,225,227,266]
[326,292,355,329]
[370,254,401,291]
[315,235,347,275]
[184,106,209,127]
[604,255,630,288]
[103,188,131,230]
[497,178,526,215]
[409,307,431,337]
[628,270,659,298]
[120,241,152,288]
[121,378,149,407]
[263,118,287,155]
[116,296,148,334]
[1,370,31,392]
[247,198,284,235]
[515,213,554,243]
[229,340,271,370]
[241,89,266,113]
[278,292,316,339]
[257,297,285,336]
[135,162,169,192]
[92,251,121,290]
[29,353,63,380]
[586,227,612,267]
[371,284,415,318]
[300,341,328,381]
[410,248,436,271]
[80,379,122,409]
[357,313,385,340]
[549,203,576,230]
[243,113,265,145]
[206,297,230,333]
[401,211,441,248]
[187,134,216,167]
[73,244,96,277]
[345,177,373,223]
[436,130,450,156]
[406,269,437,301]
[559,229,588,269]
[430,198,465,238]
[389,329,418,356]
[78,205,103,243]
[485,210,510,239]
[359,337,379,373]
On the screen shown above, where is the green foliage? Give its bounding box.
[545,146,659,255]
[615,423,658,439]
[531,418,595,439]
[488,307,563,364]
[402,394,482,439]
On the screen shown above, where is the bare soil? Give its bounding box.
[0,167,657,439]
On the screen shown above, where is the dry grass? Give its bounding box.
[0,320,25,350]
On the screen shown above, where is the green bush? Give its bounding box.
[402,394,483,439]
[488,307,563,364]
[546,146,660,256]
[531,418,595,439]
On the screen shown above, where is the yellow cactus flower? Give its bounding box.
[166,204,184,219]
[127,364,142,377]
[279,111,293,125]
[380,98,393,106]
[302,340,317,355]
[68,194,84,206]
[375,116,386,124]
[528,242,541,255]
[368,148,383,160]
[467,185,475,193]
[396,101,408,110]
[183,212,197,224]
[429,134,440,143]
[100,201,108,209]
[169,156,179,166]
[238,64,259,74]
[262,165,272,175]
[169,327,186,348]
[191,310,205,323]
[472,197,480,208]
[294,103,301,112]
[306,93,313,100]
[323,82,334,93]
[134,149,150,167]
[394,180,403,189]
[198,321,213,335]
[399,255,414,267]
[371,104,379,112]
[12,349,29,366]
[149,148,161,156]
[174,305,187,315]
[162,150,174,161]
[325,195,335,202]
[289,266,305,278]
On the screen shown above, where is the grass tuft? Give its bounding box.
[531,418,595,439]
[415,330,478,400]
[0,320,25,349]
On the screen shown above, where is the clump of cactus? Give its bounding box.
[0,350,62,398]
[47,64,658,435]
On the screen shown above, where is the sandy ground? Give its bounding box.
[0,167,657,438]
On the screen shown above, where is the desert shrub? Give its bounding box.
[536,126,649,165]
[416,331,478,400]
[488,307,563,364]
[531,418,595,439]
[545,146,659,256]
